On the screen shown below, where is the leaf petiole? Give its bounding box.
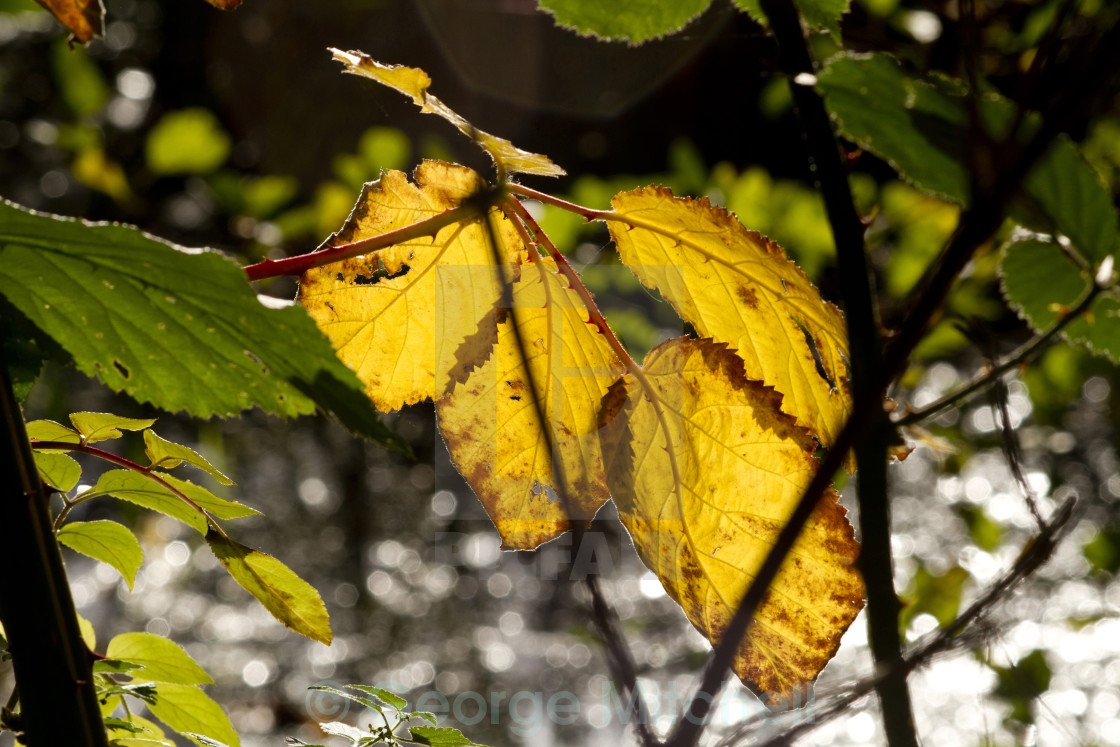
[31,440,223,535]
[243,203,481,282]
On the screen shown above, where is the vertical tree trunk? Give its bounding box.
[0,353,107,747]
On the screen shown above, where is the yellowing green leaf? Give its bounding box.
[145,108,231,176]
[205,531,331,645]
[143,430,232,485]
[438,255,624,549]
[607,187,852,451]
[26,418,81,445]
[600,338,863,703]
[69,411,155,444]
[32,450,81,491]
[145,684,239,747]
[90,470,257,534]
[329,49,564,178]
[77,613,96,650]
[105,714,171,747]
[57,520,143,589]
[106,632,213,686]
[298,162,523,411]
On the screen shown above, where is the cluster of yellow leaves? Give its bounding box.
[296,53,864,705]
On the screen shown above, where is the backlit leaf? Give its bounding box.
[206,531,332,645]
[105,714,172,747]
[438,254,624,549]
[607,186,852,450]
[26,418,81,445]
[298,162,522,411]
[350,686,408,711]
[733,0,850,37]
[57,520,142,589]
[599,338,863,703]
[89,469,257,534]
[1000,238,1120,362]
[35,0,103,42]
[143,429,232,484]
[145,684,239,747]
[408,726,485,747]
[69,411,155,444]
[32,450,81,491]
[106,632,214,686]
[145,109,231,176]
[329,50,563,178]
[0,199,403,451]
[819,53,1120,265]
[537,0,710,44]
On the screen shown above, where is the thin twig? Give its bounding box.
[896,278,1106,426]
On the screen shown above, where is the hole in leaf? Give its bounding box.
[352,257,411,285]
[113,360,130,379]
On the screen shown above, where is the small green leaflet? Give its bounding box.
[32,451,82,491]
[143,429,232,484]
[87,469,258,534]
[93,659,144,675]
[351,685,408,711]
[106,632,214,686]
[69,412,155,444]
[206,531,332,644]
[408,725,486,747]
[25,419,81,445]
[0,199,405,452]
[57,520,143,589]
[144,683,239,747]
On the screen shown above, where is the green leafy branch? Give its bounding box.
[28,411,332,645]
[290,685,486,747]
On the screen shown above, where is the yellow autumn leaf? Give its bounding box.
[438,254,625,549]
[600,337,863,703]
[298,161,523,411]
[330,49,565,178]
[607,187,852,451]
[35,0,103,42]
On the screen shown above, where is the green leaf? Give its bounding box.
[106,632,214,686]
[160,474,259,521]
[351,686,407,711]
[991,649,1052,724]
[0,297,51,401]
[954,505,1002,552]
[145,109,231,176]
[33,451,81,491]
[899,563,969,636]
[307,685,385,715]
[408,725,485,747]
[26,418,81,445]
[318,721,365,742]
[734,0,850,36]
[181,734,231,747]
[145,683,239,747]
[143,430,232,485]
[819,53,1120,267]
[105,714,173,747]
[0,199,406,453]
[51,41,110,117]
[1018,138,1120,264]
[1083,528,1120,574]
[77,613,96,649]
[68,412,155,444]
[818,53,972,203]
[206,531,332,644]
[57,520,143,589]
[93,659,144,675]
[90,469,257,534]
[536,0,711,43]
[99,683,158,705]
[999,239,1120,362]
[413,712,439,726]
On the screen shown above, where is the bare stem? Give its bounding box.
[897,279,1106,426]
[507,183,611,221]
